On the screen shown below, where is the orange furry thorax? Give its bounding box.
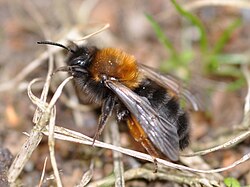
[90,48,141,89]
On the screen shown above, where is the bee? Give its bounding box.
[38,41,198,167]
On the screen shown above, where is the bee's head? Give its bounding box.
[66,45,96,69]
[37,41,97,77]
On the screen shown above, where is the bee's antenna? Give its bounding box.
[37,41,75,53]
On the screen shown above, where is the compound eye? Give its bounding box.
[72,58,85,67]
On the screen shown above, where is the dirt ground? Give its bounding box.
[1,0,250,186]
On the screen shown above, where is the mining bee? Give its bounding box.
[38,41,199,170]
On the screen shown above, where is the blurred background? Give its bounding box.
[1,0,250,186]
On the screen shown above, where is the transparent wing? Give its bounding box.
[139,64,201,111]
[105,80,179,161]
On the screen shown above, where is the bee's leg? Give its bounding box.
[92,95,115,145]
[127,115,159,172]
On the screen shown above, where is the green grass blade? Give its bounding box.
[171,0,208,52]
[146,14,177,56]
[212,18,242,56]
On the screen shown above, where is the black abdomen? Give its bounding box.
[133,79,190,150]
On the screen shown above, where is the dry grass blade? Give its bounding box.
[8,77,50,184]
[8,127,44,184]
[73,23,110,42]
[42,126,250,174]
[38,157,48,187]
[109,119,125,187]
[48,76,73,109]
[46,76,73,187]
[89,168,219,187]
[48,107,62,187]
[181,130,250,157]
[27,78,48,111]
[75,161,94,187]
[8,72,73,185]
